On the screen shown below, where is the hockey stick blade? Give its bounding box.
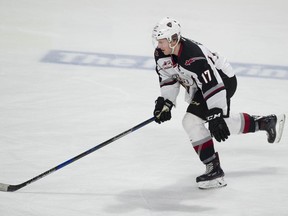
[0,183,24,192]
[0,117,155,192]
[0,183,9,192]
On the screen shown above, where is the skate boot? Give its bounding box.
[255,114,286,143]
[196,152,227,189]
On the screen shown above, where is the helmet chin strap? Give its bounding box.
[168,37,180,55]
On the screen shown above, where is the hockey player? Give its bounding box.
[152,17,286,189]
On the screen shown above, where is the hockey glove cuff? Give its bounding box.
[153,97,173,124]
[207,108,230,142]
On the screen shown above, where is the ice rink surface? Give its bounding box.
[0,0,288,215]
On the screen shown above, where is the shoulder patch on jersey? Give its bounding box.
[185,57,206,66]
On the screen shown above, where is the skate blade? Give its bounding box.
[198,176,227,190]
[275,114,286,143]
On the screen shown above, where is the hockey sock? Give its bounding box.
[240,113,257,133]
[193,139,216,164]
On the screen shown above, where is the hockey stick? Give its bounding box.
[0,116,155,192]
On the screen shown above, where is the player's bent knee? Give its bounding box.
[182,113,210,140]
[182,113,204,129]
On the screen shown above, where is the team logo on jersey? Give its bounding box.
[162,60,173,69]
[185,57,206,66]
[172,74,192,87]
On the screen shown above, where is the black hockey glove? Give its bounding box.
[153,97,173,124]
[206,108,230,142]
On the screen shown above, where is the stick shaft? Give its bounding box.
[1,117,155,192]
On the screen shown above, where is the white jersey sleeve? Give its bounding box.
[155,55,180,105]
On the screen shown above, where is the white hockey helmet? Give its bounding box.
[152,17,181,43]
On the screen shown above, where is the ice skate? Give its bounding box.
[256,114,286,143]
[196,153,227,189]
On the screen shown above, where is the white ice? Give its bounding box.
[0,0,288,215]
